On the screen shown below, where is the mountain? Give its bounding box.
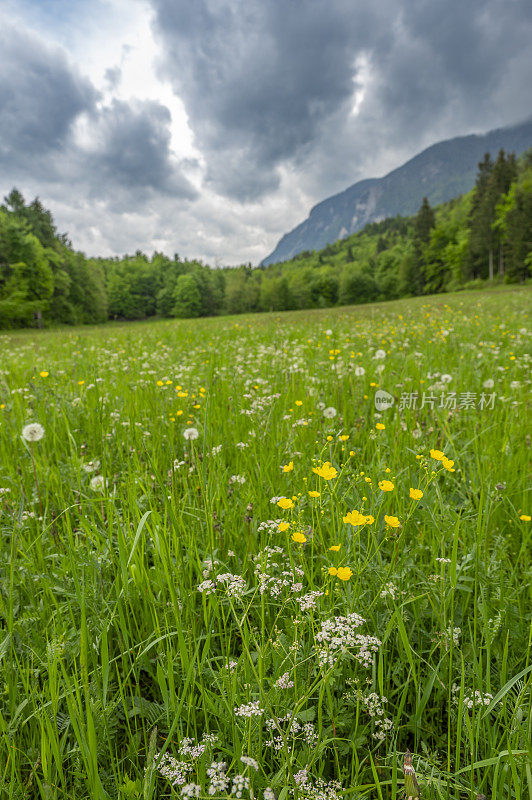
[262,118,532,265]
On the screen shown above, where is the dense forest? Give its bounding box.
[1,148,531,328]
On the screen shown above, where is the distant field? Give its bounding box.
[0,287,531,799]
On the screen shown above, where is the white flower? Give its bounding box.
[324,329,333,336]
[240,756,259,771]
[183,427,199,440]
[374,349,386,359]
[441,374,453,383]
[323,406,337,419]
[355,366,365,376]
[483,378,494,389]
[22,423,45,442]
[90,475,107,492]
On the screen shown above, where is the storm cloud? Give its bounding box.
[0,0,531,263]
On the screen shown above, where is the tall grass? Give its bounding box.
[0,287,531,799]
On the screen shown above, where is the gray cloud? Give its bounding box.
[0,24,97,164]
[0,22,196,203]
[151,0,532,203]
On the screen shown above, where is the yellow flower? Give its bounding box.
[156,380,164,386]
[337,566,353,581]
[295,400,303,406]
[328,567,338,576]
[277,498,294,510]
[339,434,349,441]
[39,371,49,378]
[378,480,394,492]
[312,462,338,480]
[292,531,307,544]
[376,423,385,430]
[409,488,423,500]
[343,509,366,526]
[442,457,455,472]
[282,461,294,472]
[430,449,444,461]
[365,476,372,483]
[308,490,321,497]
[365,515,375,524]
[78,380,85,386]
[278,521,290,532]
[384,515,401,528]
[328,544,341,552]
[520,514,531,522]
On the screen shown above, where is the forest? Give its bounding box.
[1,148,531,328]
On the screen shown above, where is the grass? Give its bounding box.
[0,286,531,800]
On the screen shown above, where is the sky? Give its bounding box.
[1,0,531,265]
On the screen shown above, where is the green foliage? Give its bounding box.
[1,150,531,330]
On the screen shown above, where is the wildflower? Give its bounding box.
[328,567,338,576]
[365,515,375,524]
[442,457,455,472]
[376,423,385,430]
[343,509,366,526]
[520,514,531,522]
[234,701,263,717]
[292,531,307,544]
[264,789,276,800]
[355,366,365,376]
[323,406,337,419]
[183,427,199,440]
[441,374,452,383]
[308,490,321,497]
[374,349,386,359]
[274,673,294,690]
[328,544,341,551]
[378,479,394,492]
[313,462,338,480]
[277,497,294,510]
[483,378,494,389]
[282,461,294,472]
[430,449,444,460]
[384,515,400,528]
[409,488,423,500]
[90,475,107,492]
[295,400,303,406]
[39,371,49,378]
[22,423,45,442]
[240,756,259,770]
[336,566,353,581]
[339,433,349,441]
[278,521,290,532]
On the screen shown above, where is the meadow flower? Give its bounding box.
[384,515,400,528]
[312,462,338,480]
[378,480,394,492]
[282,461,294,472]
[22,423,45,442]
[277,497,294,509]
[328,567,338,576]
[264,789,276,800]
[308,490,321,497]
[234,701,264,717]
[441,373,452,383]
[409,488,423,500]
[336,566,353,581]
[328,544,341,551]
[274,673,294,690]
[90,475,107,491]
[39,371,49,378]
[483,378,494,389]
[430,449,444,460]
[291,531,307,543]
[240,756,259,770]
[442,457,455,472]
[376,423,385,430]
[343,509,366,526]
[323,406,337,419]
[520,514,531,522]
[183,427,199,440]
[278,521,290,532]
[355,366,365,376]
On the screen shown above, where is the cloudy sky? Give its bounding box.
[1,0,531,265]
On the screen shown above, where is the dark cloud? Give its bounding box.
[84,99,198,200]
[0,23,196,203]
[0,24,97,163]
[150,0,532,202]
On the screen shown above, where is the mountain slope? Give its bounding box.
[262,118,532,265]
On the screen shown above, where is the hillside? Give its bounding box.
[262,118,532,265]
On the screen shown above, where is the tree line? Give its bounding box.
[1,148,531,328]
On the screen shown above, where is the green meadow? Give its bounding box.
[0,287,531,799]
